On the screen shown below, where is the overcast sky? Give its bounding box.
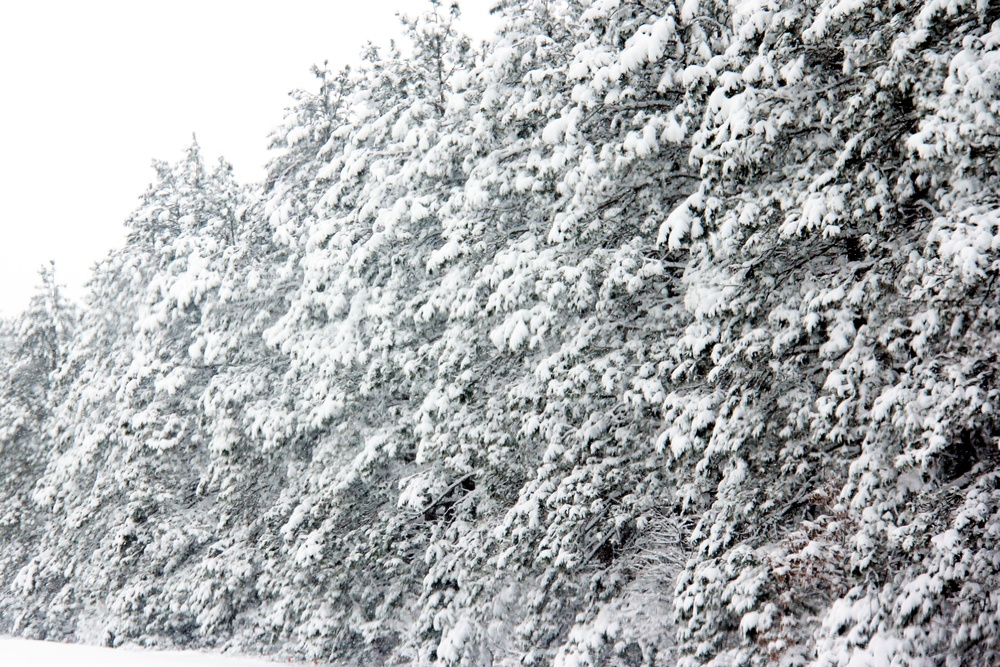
[0,1,497,316]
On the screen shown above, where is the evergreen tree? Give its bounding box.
[4,1,1000,664]
[0,264,76,636]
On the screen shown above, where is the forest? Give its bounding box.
[2,0,1000,665]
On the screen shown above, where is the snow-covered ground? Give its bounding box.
[0,638,293,666]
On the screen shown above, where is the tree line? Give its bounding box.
[2,1,1000,665]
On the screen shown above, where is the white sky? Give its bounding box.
[0,1,498,317]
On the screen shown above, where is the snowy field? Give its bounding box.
[0,638,292,666]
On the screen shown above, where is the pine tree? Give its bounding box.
[4,1,1000,664]
[0,264,76,636]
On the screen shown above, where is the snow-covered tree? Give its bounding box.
[0,264,76,635]
[5,1,1000,664]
